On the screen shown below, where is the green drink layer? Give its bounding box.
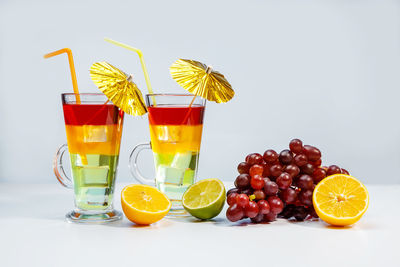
[153,152,199,205]
[70,154,119,210]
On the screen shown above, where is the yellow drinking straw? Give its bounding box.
[104,38,154,95]
[44,48,81,103]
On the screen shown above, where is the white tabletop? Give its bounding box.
[0,182,398,267]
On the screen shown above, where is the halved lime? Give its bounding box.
[182,178,226,220]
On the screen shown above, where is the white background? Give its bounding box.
[0,0,399,184]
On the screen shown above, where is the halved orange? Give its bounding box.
[121,184,171,225]
[313,174,369,226]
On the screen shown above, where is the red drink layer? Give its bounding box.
[63,104,123,126]
[148,105,205,125]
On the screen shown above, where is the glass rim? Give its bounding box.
[61,93,114,105]
[146,93,201,97]
[61,93,105,96]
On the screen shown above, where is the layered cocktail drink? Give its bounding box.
[63,103,123,210]
[130,94,206,213]
[149,105,204,201]
[55,93,124,222]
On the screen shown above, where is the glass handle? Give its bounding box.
[129,142,155,185]
[53,144,73,189]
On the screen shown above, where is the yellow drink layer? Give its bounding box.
[149,125,203,154]
[65,124,122,155]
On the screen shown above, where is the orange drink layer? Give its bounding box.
[149,125,203,154]
[65,124,122,155]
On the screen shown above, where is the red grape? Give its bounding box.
[249,164,263,178]
[237,162,250,174]
[312,167,326,184]
[240,188,253,195]
[279,204,295,219]
[264,181,279,196]
[281,188,297,203]
[226,188,239,197]
[312,158,322,167]
[301,163,315,175]
[247,153,263,165]
[327,165,341,176]
[250,175,264,190]
[234,174,251,189]
[285,164,300,178]
[245,201,259,218]
[269,164,283,177]
[263,149,278,163]
[268,196,284,214]
[297,174,313,190]
[307,206,319,218]
[294,154,308,167]
[253,189,266,200]
[245,153,252,161]
[289,139,303,154]
[257,200,270,214]
[299,190,313,206]
[292,206,307,221]
[264,212,277,222]
[276,172,292,189]
[236,194,250,208]
[260,161,271,177]
[250,213,264,223]
[227,192,239,206]
[303,145,321,162]
[279,149,293,165]
[226,204,244,222]
[341,168,349,175]
[245,153,254,163]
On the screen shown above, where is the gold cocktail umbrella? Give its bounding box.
[170,59,234,103]
[90,62,147,116]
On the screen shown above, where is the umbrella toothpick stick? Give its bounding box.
[181,66,212,124]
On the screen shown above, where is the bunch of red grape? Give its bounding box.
[226,139,349,223]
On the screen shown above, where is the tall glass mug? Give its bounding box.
[130,94,206,215]
[54,93,124,222]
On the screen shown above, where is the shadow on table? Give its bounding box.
[167,216,227,224]
[212,218,275,227]
[202,217,376,229]
[279,214,379,230]
[289,220,352,230]
[287,219,377,230]
[166,216,266,227]
[102,218,175,229]
[164,213,272,227]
